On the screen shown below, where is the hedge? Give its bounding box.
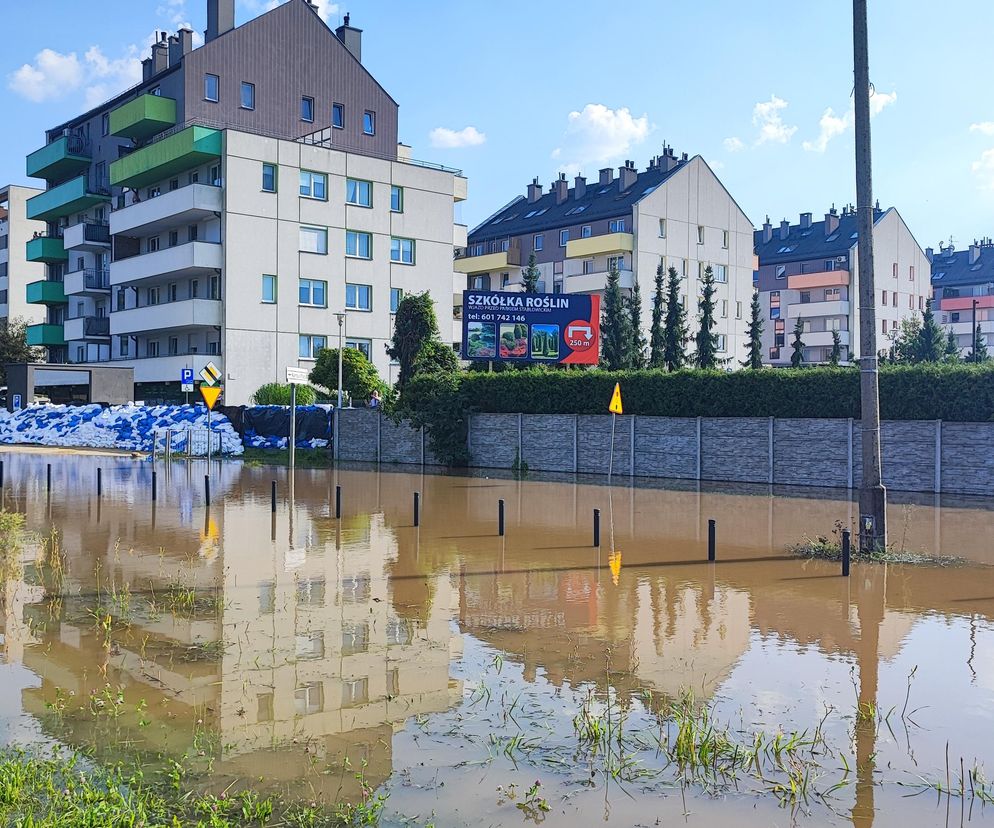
[397,365,994,465]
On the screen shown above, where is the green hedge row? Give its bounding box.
[398,365,994,465]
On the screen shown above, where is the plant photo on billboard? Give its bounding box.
[466,321,496,358]
[530,324,560,359]
[499,323,529,358]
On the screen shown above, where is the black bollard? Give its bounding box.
[335,485,342,519]
[152,470,157,502]
[708,519,716,562]
[204,474,211,505]
[414,491,420,527]
[0,459,4,488]
[593,508,601,547]
[97,467,102,497]
[47,464,52,494]
[271,480,277,513]
[841,528,851,577]
[498,499,505,537]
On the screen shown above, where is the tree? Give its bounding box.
[741,290,764,369]
[662,266,688,371]
[387,292,453,388]
[417,340,460,373]
[945,329,962,363]
[520,253,541,293]
[829,329,842,367]
[790,318,805,368]
[694,266,719,370]
[888,315,923,364]
[628,277,647,369]
[915,298,944,363]
[309,347,384,403]
[0,317,43,386]
[648,261,666,368]
[600,266,633,370]
[967,325,989,363]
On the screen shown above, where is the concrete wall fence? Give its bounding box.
[335,410,994,497]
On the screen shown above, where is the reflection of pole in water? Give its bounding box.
[851,566,884,828]
[288,476,295,549]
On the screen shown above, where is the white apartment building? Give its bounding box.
[0,185,46,329]
[458,148,755,364]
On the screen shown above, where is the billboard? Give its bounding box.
[461,291,600,365]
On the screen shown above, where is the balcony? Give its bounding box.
[787,270,850,290]
[565,232,634,259]
[63,222,110,252]
[25,280,66,305]
[26,176,107,222]
[453,176,468,203]
[109,94,177,141]
[111,183,222,236]
[26,135,90,181]
[26,324,65,347]
[111,352,223,384]
[65,268,111,296]
[564,267,634,294]
[947,319,994,336]
[110,126,222,190]
[111,298,222,336]
[64,315,110,341]
[940,295,994,312]
[802,329,850,348]
[110,241,223,286]
[25,235,68,264]
[453,223,468,249]
[787,299,850,318]
[454,247,521,275]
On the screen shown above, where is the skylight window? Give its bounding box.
[850,232,859,239]
[536,207,548,216]
[565,205,588,216]
[933,273,945,280]
[525,210,538,218]
[800,230,812,237]
[971,265,982,271]
[491,217,503,224]
[826,233,839,242]
[598,187,610,194]
[641,184,659,196]
[777,245,796,254]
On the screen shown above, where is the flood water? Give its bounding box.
[1,448,993,827]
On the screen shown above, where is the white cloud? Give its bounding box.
[429,126,486,149]
[8,46,142,107]
[723,136,745,153]
[803,90,897,152]
[973,148,994,190]
[551,104,651,176]
[970,122,994,136]
[752,95,797,145]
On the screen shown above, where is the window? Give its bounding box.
[582,259,593,275]
[147,341,160,357]
[204,73,219,102]
[262,163,277,192]
[299,226,328,254]
[919,295,924,310]
[697,225,705,244]
[345,283,371,310]
[101,113,109,136]
[342,678,368,707]
[882,319,888,334]
[299,278,326,307]
[827,317,842,331]
[294,682,323,716]
[722,230,729,249]
[390,287,403,313]
[882,290,888,305]
[240,81,255,110]
[345,230,371,259]
[716,334,727,352]
[721,300,728,318]
[825,287,841,300]
[167,283,178,302]
[736,301,742,319]
[169,178,179,191]
[299,334,327,359]
[300,170,327,200]
[800,290,811,304]
[168,337,179,356]
[188,224,198,242]
[301,96,314,122]
[147,185,161,199]
[210,164,221,186]
[775,265,787,279]
[769,347,781,361]
[390,185,404,212]
[609,219,626,233]
[363,110,375,135]
[261,275,276,303]
[168,230,178,247]
[608,255,626,272]
[190,279,199,298]
[658,219,666,238]
[774,319,786,348]
[533,234,544,251]
[714,264,728,283]
[346,338,372,359]
[147,237,160,253]
[390,237,415,264]
[892,292,898,307]
[698,261,705,279]
[345,178,371,206]
[119,335,129,357]
[893,262,898,278]
[210,275,220,300]
[581,225,591,238]
[332,102,344,128]
[909,265,915,281]
[560,229,569,247]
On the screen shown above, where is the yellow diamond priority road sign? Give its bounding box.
[200,361,222,387]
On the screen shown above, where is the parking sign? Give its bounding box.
[180,368,194,392]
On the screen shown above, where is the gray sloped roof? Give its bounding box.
[930,246,994,289]
[754,213,862,264]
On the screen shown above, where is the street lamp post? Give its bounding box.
[972,299,979,363]
[335,313,345,409]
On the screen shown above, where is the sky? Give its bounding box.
[3,0,993,250]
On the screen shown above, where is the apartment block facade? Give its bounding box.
[22,0,465,403]
[930,238,994,357]
[755,206,931,364]
[0,186,47,331]
[457,149,756,364]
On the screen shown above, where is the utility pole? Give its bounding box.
[853,0,887,551]
[973,298,979,362]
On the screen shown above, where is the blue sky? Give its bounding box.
[3,0,992,249]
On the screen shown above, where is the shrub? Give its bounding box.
[308,348,384,404]
[251,383,317,406]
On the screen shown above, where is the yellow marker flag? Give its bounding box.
[609,550,622,585]
[608,382,623,415]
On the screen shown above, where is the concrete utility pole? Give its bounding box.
[853,0,887,551]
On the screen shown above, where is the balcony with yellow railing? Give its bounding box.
[565,232,634,259]
[786,270,850,290]
[454,246,521,275]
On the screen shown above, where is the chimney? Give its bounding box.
[970,242,981,265]
[335,13,363,63]
[599,167,613,187]
[554,173,568,204]
[925,246,933,263]
[660,146,679,172]
[618,160,637,191]
[142,57,153,82]
[824,206,839,236]
[206,0,235,43]
[762,216,773,244]
[779,219,790,241]
[151,35,169,75]
[799,212,812,229]
[573,175,586,201]
[169,28,194,66]
[526,177,542,203]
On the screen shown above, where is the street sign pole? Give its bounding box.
[207,405,212,468]
[607,383,623,482]
[289,383,297,470]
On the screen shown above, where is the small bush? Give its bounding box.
[251,383,317,406]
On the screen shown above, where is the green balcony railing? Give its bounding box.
[26,135,91,180]
[26,280,67,305]
[109,94,177,141]
[25,236,68,264]
[26,324,66,347]
[26,176,107,222]
[110,126,222,190]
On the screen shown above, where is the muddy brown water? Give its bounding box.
[0,449,993,827]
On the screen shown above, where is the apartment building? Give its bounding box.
[457,148,755,364]
[22,0,466,403]
[930,238,994,357]
[754,205,931,365]
[0,185,46,330]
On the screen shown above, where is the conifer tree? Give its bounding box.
[600,267,633,370]
[662,266,688,371]
[649,261,666,368]
[694,266,719,370]
[829,329,842,366]
[967,325,989,362]
[790,318,805,368]
[741,290,764,369]
[628,278,647,369]
[521,253,540,293]
[915,298,944,362]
